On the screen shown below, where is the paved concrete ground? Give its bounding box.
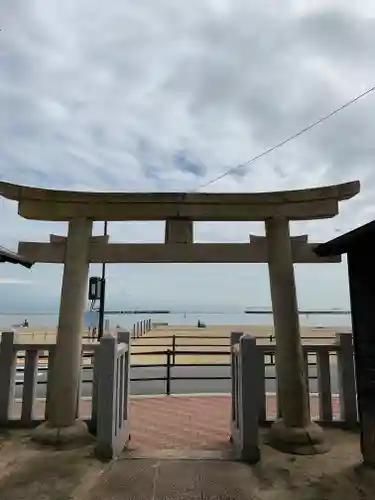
[0,428,373,500]
[88,459,259,500]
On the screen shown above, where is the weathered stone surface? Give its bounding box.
[0,180,360,221]
[267,419,329,455]
[32,419,93,447]
[0,428,374,500]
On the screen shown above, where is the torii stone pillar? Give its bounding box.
[265,217,327,453]
[33,218,93,444]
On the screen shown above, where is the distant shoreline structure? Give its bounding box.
[105,310,171,315]
[0,308,351,316]
[244,309,351,315]
[107,309,351,315]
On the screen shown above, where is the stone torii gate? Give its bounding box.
[0,180,359,452]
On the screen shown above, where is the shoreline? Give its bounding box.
[7,324,352,348]
[8,323,352,334]
[6,324,351,365]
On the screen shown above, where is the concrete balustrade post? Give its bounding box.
[0,332,16,425]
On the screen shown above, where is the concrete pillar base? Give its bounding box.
[32,419,93,447]
[267,420,330,455]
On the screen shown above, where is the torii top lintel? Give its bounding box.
[0,180,360,222]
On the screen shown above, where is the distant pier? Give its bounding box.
[105,310,171,315]
[244,309,350,315]
[102,309,351,315]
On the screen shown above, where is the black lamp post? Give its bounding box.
[97,221,108,340]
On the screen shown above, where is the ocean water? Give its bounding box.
[0,311,352,331]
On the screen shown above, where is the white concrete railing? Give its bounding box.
[0,330,131,459]
[0,328,357,461]
[0,331,60,425]
[230,332,261,463]
[230,331,357,461]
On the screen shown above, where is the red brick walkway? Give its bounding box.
[129,396,232,451]
[128,394,341,450]
[12,394,341,451]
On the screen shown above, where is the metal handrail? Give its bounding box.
[14,347,329,395]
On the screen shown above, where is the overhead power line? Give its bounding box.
[194,84,375,191]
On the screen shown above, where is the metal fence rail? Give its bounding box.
[11,346,331,398]
[10,346,346,411]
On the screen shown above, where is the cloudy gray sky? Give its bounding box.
[1,1,375,313]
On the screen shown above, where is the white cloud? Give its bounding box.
[1,0,374,313]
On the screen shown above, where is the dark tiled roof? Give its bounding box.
[314,220,375,257]
[0,246,34,268]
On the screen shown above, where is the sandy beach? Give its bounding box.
[11,323,350,341]
[8,323,351,366]
[130,324,349,364]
